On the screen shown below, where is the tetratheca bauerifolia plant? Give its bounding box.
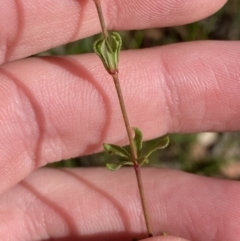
[92,0,169,239]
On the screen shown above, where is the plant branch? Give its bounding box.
[112,73,153,238]
[111,73,138,160]
[93,0,108,40]
[93,0,153,238]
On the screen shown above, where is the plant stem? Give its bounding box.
[93,0,153,237]
[111,74,137,161]
[112,73,153,238]
[93,0,108,40]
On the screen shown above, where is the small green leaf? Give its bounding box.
[133,127,143,157]
[121,160,134,166]
[137,157,149,166]
[106,160,133,171]
[106,162,123,171]
[103,143,131,159]
[145,136,170,158]
[93,32,122,74]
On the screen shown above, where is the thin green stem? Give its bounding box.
[112,73,153,238]
[111,73,138,160]
[93,0,108,40]
[93,0,153,238]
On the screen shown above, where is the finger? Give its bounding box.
[0,0,226,63]
[141,237,190,241]
[0,41,240,195]
[0,168,239,241]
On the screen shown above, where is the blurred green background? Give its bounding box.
[45,0,240,179]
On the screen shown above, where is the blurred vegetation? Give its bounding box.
[46,0,240,179]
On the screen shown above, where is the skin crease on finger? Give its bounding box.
[0,41,240,195]
[0,0,227,63]
[0,168,239,240]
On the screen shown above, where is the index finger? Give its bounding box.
[0,0,226,63]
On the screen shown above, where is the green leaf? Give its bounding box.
[145,136,170,158]
[106,162,123,171]
[137,157,149,166]
[103,143,131,159]
[106,160,133,171]
[133,127,143,157]
[93,32,122,74]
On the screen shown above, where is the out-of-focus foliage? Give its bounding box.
[46,0,240,179]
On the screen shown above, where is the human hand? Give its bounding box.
[0,0,239,240]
